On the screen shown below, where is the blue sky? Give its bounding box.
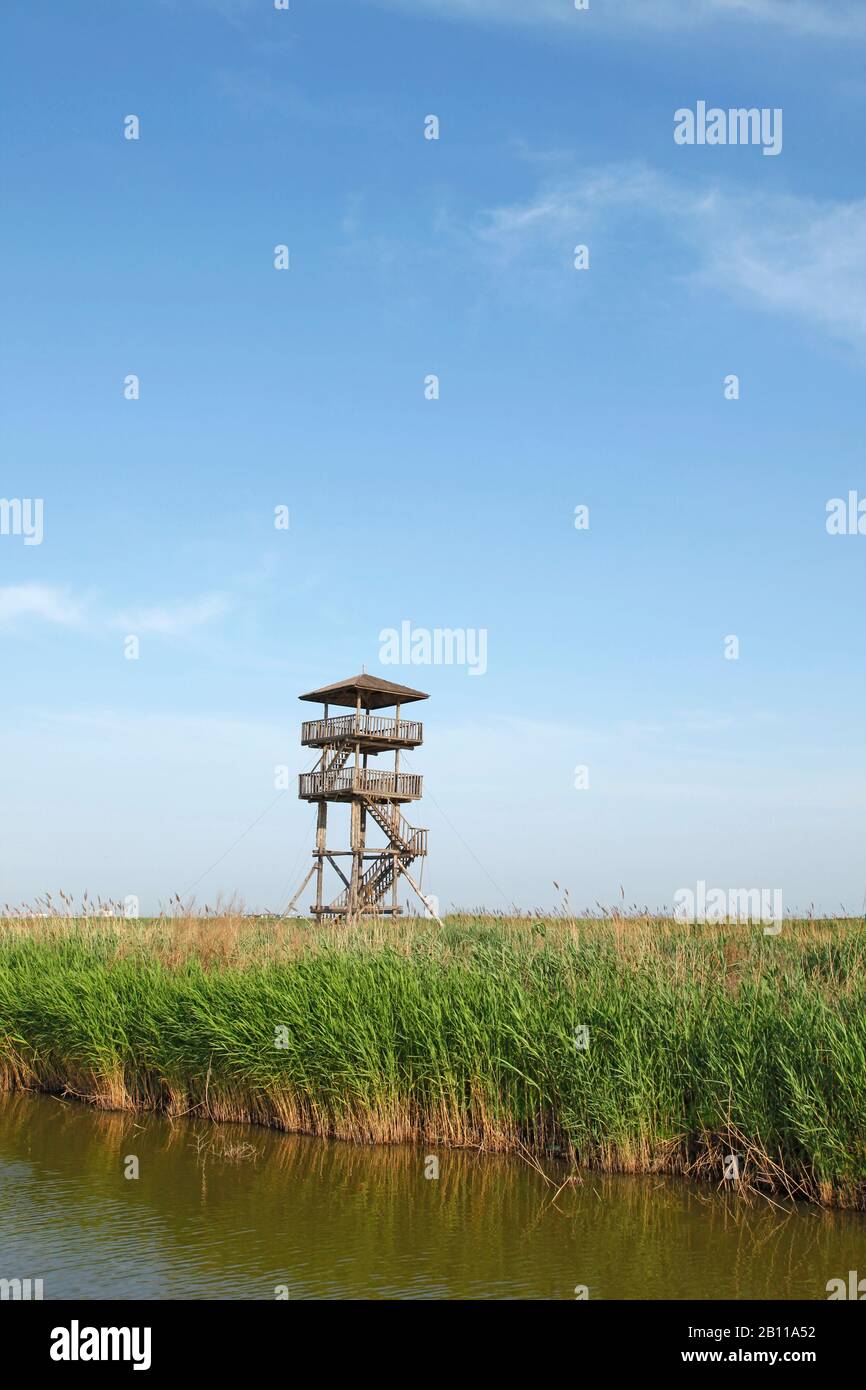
[2,0,866,915]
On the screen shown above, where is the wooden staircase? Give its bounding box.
[327,796,427,914]
[321,744,351,789]
[363,797,427,858]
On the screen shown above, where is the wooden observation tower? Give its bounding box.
[289,673,438,922]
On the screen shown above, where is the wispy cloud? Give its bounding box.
[114,594,232,637]
[0,585,86,629]
[375,0,866,39]
[0,586,232,638]
[475,164,866,350]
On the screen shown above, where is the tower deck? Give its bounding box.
[300,712,423,751]
[298,767,422,802]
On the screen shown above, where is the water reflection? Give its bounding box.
[0,1092,862,1300]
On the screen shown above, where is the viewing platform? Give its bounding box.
[301,712,423,750]
[298,767,423,803]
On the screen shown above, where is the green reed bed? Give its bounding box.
[0,914,864,1206]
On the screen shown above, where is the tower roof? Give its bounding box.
[298,673,429,710]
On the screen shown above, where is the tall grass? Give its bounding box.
[0,912,864,1206]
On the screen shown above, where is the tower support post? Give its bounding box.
[315,800,327,914]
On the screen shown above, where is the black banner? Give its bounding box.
[5,1299,861,1375]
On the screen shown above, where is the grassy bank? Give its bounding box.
[0,913,864,1206]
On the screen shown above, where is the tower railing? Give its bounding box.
[299,768,422,800]
[301,713,423,746]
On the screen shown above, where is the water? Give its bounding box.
[0,1092,862,1300]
